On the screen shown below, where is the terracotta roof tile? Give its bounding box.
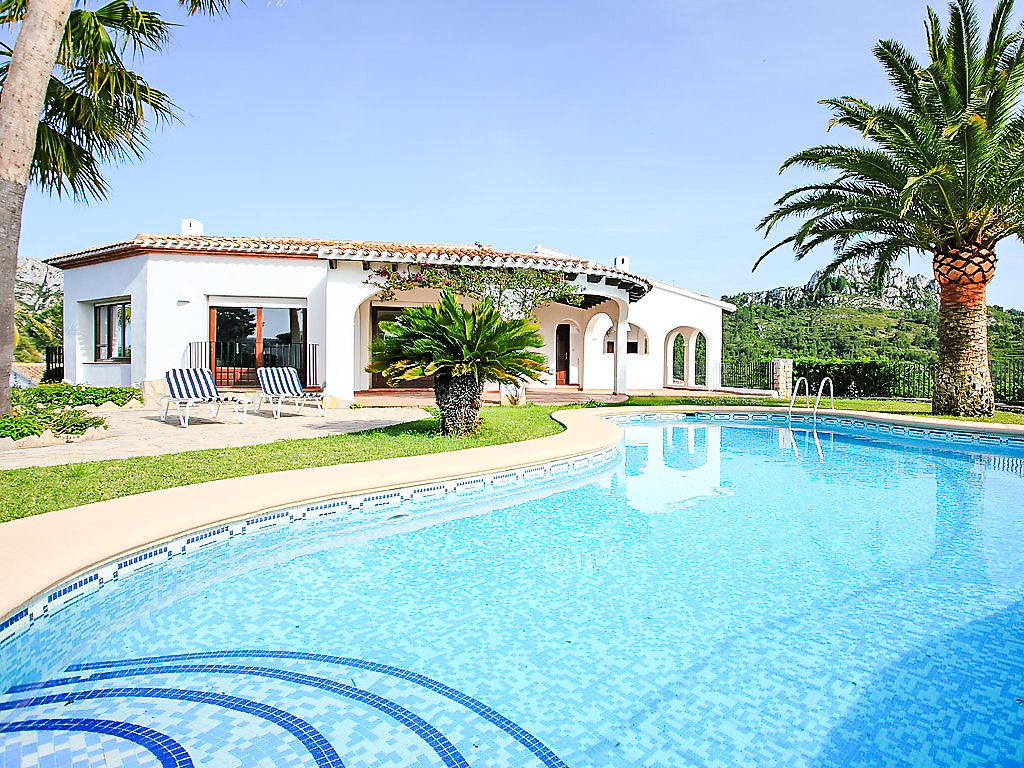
[12,363,45,384]
[46,235,653,300]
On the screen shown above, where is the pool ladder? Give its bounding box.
[788,376,835,423]
[783,377,834,462]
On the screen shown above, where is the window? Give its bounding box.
[94,302,130,360]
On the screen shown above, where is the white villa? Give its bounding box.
[48,223,735,401]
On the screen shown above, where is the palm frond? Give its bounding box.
[759,0,1024,275]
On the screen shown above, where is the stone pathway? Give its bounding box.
[0,405,430,470]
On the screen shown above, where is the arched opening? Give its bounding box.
[603,323,648,355]
[664,326,709,388]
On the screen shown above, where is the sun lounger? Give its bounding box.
[160,368,248,427]
[254,366,327,418]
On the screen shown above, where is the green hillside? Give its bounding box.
[722,300,1024,364]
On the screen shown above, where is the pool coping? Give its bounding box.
[2,404,1024,627]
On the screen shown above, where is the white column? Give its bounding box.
[706,327,723,389]
[323,264,376,403]
[613,302,629,394]
[685,331,697,387]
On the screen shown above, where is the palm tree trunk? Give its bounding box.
[434,373,484,436]
[0,0,75,415]
[932,247,996,417]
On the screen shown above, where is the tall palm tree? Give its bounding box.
[368,291,548,436]
[1,0,177,200]
[757,0,1024,417]
[0,0,229,415]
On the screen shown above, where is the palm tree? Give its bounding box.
[1,0,178,200]
[757,0,1024,417]
[14,305,55,361]
[0,0,229,416]
[367,291,548,436]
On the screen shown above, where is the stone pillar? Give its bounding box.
[772,358,793,398]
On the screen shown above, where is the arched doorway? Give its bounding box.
[665,326,709,388]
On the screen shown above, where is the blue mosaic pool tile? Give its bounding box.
[0,718,193,767]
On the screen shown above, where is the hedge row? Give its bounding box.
[11,384,141,409]
[792,358,935,399]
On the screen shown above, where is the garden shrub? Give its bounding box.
[11,383,140,409]
[793,358,934,399]
[0,404,106,440]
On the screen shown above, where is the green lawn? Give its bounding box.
[3,397,1021,523]
[0,405,564,523]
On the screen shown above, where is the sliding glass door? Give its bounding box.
[209,306,307,387]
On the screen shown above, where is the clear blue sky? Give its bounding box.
[17,0,1024,308]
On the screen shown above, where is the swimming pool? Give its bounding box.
[1,412,1022,767]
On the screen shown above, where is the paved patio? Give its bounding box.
[0,405,430,470]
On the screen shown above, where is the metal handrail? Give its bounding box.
[813,376,835,421]
[788,376,810,418]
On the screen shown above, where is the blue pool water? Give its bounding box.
[1,416,1023,767]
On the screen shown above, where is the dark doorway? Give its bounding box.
[371,307,434,389]
[555,323,571,385]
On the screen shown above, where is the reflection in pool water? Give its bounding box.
[1,417,1022,767]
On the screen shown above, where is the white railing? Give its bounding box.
[813,377,835,421]
[788,376,810,418]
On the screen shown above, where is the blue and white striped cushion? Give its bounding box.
[166,368,219,400]
[257,367,305,397]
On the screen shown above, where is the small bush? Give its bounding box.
[0,404,106,440]
[11,384,140,409]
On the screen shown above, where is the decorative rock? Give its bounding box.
[81,425,107,441]
[38,429,64,446]
[120,398,143,409]
[0,436,15,452]
[141,379,169,407]
[96,401,120,411]
[13,429,64,449]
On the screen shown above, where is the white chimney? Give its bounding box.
[614,255,630,271]
[181,218,204,236]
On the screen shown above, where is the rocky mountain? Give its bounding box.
[16,258,63,311]
[727,262,938,311]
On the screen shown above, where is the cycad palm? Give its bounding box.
[758,0,1024,417]
[367,291,548,436]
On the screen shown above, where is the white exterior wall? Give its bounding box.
[533,280,729,391]
[144,254,328,384]
[626,281,729,390]
[59,251,731,396]
[63,253,329,388]
[62,254,147,387]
